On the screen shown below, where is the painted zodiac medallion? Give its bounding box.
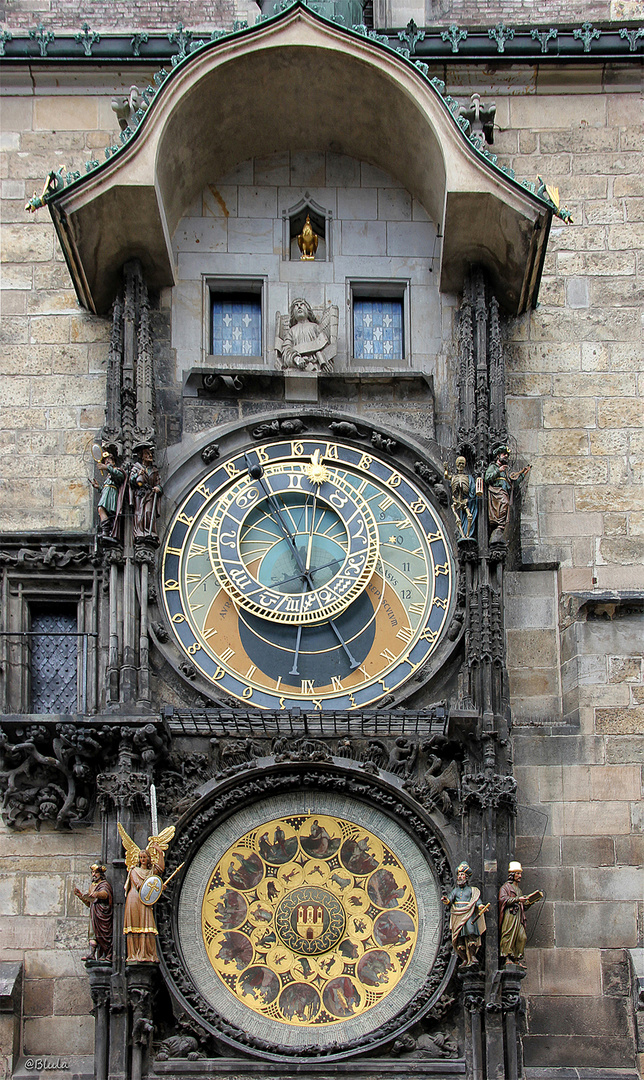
[200,814,419,1027]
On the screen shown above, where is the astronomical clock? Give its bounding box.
[153,418,460,1061]
[160,431,457,710]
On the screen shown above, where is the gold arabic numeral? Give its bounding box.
[331,675,344,691]
[379,495,394,512]
[166,546,183,556]
[411,499,426,514]
[348,692,358,708]
[172,613,186,623]
[433,596,448,610]
[324,442,339,460]
[213,666,226,681]
[164,579,180,591]
[256,445,270,464]
[435,562,450,576]
[376,678,390,693]
[224,461,239,479]
[329,490,348,509]
[279,696,286,708]
[187,642,201,655]
[311,699,323,711]
[245,664,257,680]
[380,647,396,663]
[291,441,304,456]
[301,679,315,695]
[176,511,195,526]
[426,531,442,542]
[196,482,212,499]
[408,602,425,617]
[386,471,401,488]
[219,647,235,664]
[358,453,373,471]
[242,686,253,699]
[420,628,438,643]
[396,626,414,645]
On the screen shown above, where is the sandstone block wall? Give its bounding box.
[0,823,103,1060]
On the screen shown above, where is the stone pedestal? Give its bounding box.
[87,961,112,1080]
[126,964,158,1080]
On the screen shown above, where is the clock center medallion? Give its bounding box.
[275,885,345,955]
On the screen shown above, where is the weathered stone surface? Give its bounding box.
[596,707,644,735]
[556,901,638,948]
[561,836,615,867]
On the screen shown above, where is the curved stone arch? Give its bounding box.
[49,4,550,314]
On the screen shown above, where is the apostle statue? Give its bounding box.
[275,298,338,373]
[441,861,488,968]
[74,863,113,962]
[130,444,162,543]
[498,860,543,968]
[484,443,530,544]
[91,447,125,541]
[117,823,175,962]
[444,455,478,541]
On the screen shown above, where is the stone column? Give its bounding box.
[126,965,157,1080]
[88,962,112,1080]
[462,970,485,1080]
[501,966,526,1080]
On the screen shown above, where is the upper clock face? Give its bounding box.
[161,436,455,710]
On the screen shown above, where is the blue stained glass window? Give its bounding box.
[212,294,261,358]
[353,298,403,361]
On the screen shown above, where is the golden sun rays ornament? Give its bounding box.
[303,449,329,487]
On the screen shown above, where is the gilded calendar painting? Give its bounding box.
[200,815,419,1026]
[176,793,443,1052]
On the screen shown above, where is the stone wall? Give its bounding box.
[0,823,103,1060]
[1,32,643,1075]
[2,0,642,30]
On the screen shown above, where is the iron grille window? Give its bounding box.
[353,298,404,361]
[30,605,78,713]
[211,293,261,358]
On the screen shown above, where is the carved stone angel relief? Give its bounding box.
[275,297,338,373]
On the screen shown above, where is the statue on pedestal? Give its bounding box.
[444,455,478,541]
[275,298,338,373]
[118,824,176,963]
[130,444,162,544]
[74,863,113,962]
[91,447,125,541]
[484,443,530,544]
[498,861,543,968]
[441,861,488,968]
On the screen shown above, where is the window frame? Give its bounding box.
[348,279,410,369]
[205,277,266,365]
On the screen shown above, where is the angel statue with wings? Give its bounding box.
[275,298,338,373]
[117,823,176,962]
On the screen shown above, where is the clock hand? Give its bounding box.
[245,456,313,587]
[273,557,341,591]
[304,492,318,572]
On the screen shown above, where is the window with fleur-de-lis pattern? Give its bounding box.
[212,295,261,357]
[353,298,403,361]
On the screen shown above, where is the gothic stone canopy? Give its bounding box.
[46,3,551,316]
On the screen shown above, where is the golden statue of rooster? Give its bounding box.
[297,215,318,260]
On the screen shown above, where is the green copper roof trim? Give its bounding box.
[32,2,569,221]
